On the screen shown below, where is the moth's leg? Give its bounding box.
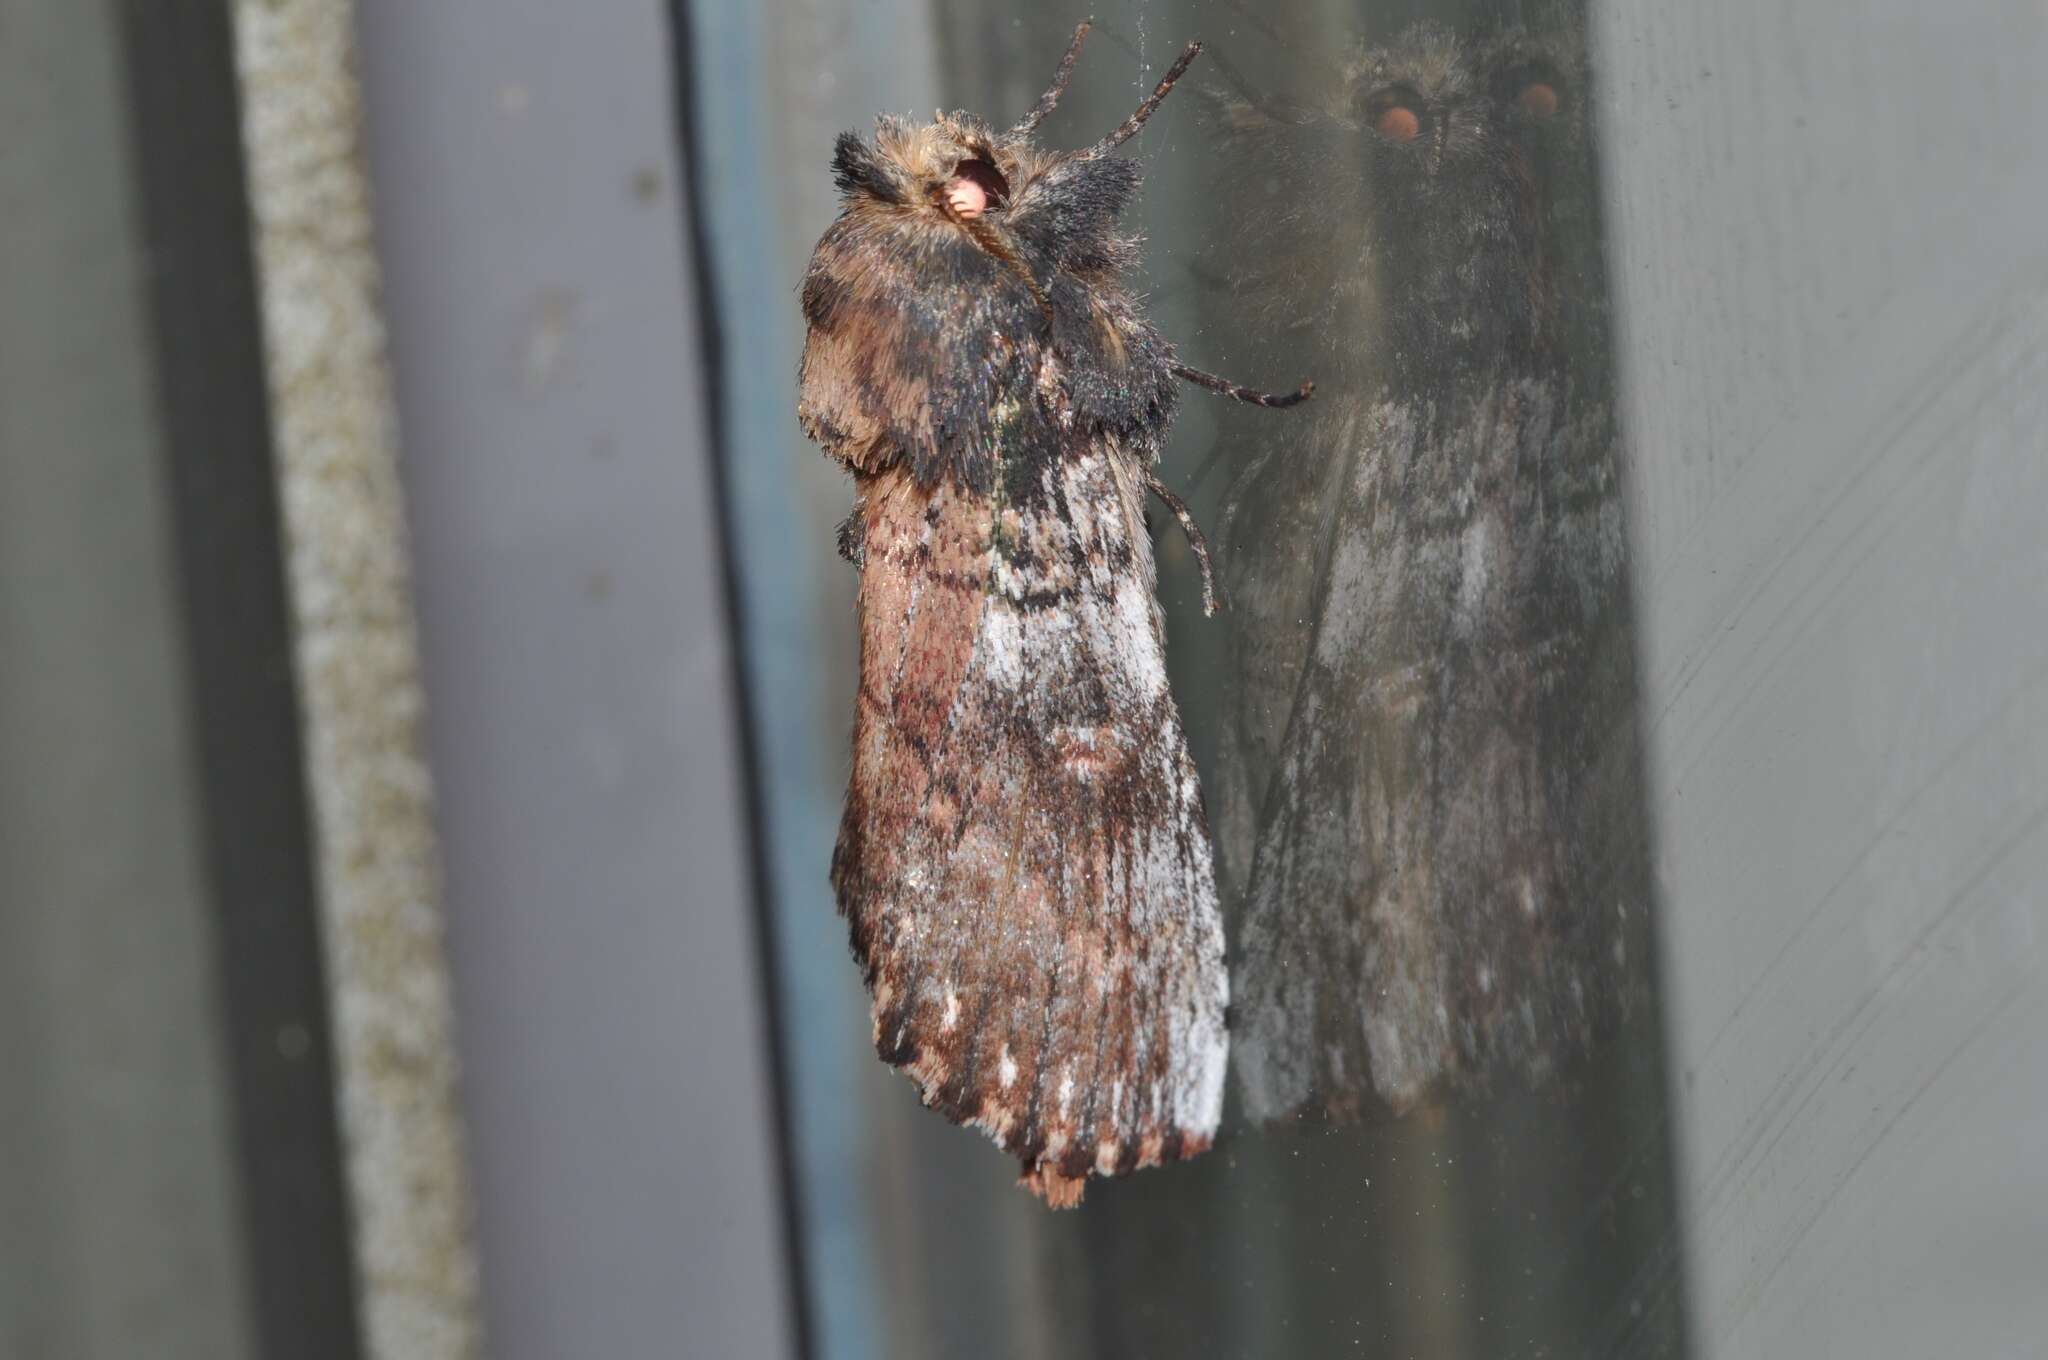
[834,507,865,565]
[1011,21,1091,135]
[1173,363,1315,409]
[1144,467,1222,616]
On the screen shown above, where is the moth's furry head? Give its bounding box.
[831,112,1054,216]
[800,29,1187,493]
[826,107,1146,285]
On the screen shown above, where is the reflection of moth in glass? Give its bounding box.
[1209,16,1657,1122]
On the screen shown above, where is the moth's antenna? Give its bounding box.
[1091,40,1203,153]
[1011,20,1092,135]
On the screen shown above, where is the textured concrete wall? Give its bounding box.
[232,5,482,1357]
[1595,1,2048,1354]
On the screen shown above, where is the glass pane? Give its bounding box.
[695,1,1683,1355]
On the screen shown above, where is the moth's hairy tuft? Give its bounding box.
[831,130,904,204]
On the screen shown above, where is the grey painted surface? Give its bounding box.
[350,3,796,1357]
[1594,2,2048,1355]
[0,1,257,1356]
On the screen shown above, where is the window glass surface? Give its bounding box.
[694,3,1689,1355]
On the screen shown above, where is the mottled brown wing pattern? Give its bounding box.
[833,442,1226,1206]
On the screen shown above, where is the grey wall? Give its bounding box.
[350,3,797,1357]
[1595,3,2048,1355]
[0,2,256,1356]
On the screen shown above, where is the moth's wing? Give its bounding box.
[1228,385,1651,1123]
[834,449,1226,1206]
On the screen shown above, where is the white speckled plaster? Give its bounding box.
[231,4,482,1357]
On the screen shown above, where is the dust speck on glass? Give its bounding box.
[705,0,1684,1355]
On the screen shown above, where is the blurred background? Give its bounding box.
[5,1,2048,1358]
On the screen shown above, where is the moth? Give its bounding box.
[1208,15,1657,1123]
[797,24,1308,1206]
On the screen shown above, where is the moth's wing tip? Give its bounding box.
[1019,1164,1089,1209]
[1024,1123,1221,1207]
